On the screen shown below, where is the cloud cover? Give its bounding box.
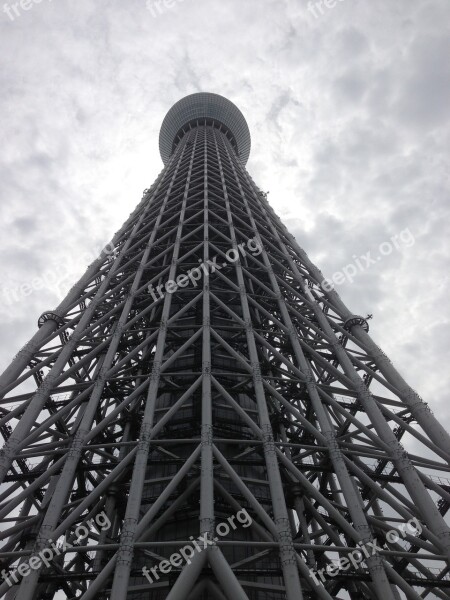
[0,0,449,424]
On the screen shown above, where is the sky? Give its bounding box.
[0,0,449,428]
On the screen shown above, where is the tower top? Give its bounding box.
[159,92,251,165]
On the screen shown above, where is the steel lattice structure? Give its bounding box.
[0,92,449,600]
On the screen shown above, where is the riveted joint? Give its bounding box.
[324,431,342,459]
[68,431,85,458]
[287,325,297,337]
[122,517,138,534]
[355,380,370,397]
[252,363,263,383]
[200,518,216,540]
[0,441,15,460]
[279,549,297,566]
[262,423,276,452]
[275,517,291,533]
[201,424,213,446]
[373,349,392,364]
[38,524,54,544]
[329,337,343,350]
[116,549,134,567]
[403,391,432,416]
[305,372,316,386]
[276,520,296,565]
[138,423,152,449]
[387,439,411,465]
[97,366,109,381]
[354,524,372,544]
[113,324,124,339]
[15,341,36,362]
[39,374,57,395]
[368,555,386,573]
[151,361,161,381]
[203,362,211,375]
[69,331,83,344]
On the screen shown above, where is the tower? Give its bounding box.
[0,92,449,600]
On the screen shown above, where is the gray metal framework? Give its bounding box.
[0,92,449,600]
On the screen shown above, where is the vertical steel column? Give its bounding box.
[109,135,197,599]
[213,130,304,600]
[200,128,215,541]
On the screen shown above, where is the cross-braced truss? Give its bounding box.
[0,119,449,600]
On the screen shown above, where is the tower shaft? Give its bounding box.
[0,94,449,599]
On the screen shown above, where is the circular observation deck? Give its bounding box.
[159,92,251,165]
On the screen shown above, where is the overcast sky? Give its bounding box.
[0,0,449,426]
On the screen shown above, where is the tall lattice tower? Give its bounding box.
[0,92,449,600]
